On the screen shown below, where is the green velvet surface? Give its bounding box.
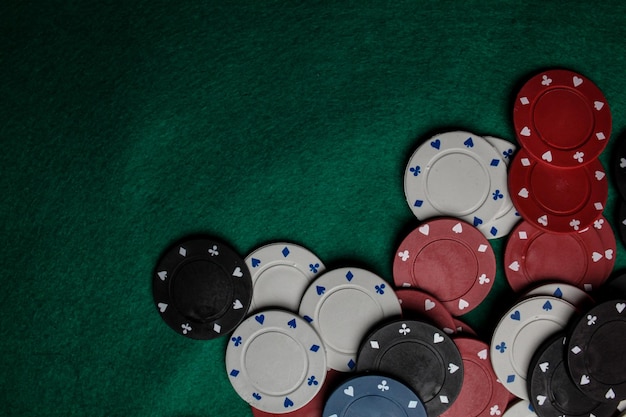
[2,1,626,415]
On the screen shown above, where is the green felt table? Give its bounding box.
[2,1,626,416]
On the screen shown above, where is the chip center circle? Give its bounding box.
[345,395,405,417]
[253,264,309,311]
[426,151,490,215]
[379,341,443,403]
[171,259,233,322]
[530,163,590,215]
[533,88,594,150]
[412,239,477,303]
[244,330,307,395]
[318,288,384,353]
[525,234,586,283]
[586,321,626,385]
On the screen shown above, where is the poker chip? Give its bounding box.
[612,133,626,200]
[440,338,509,417]
[452,319,478,336]
[528,332,616,417]
[403,131,509,230]
[567,299,626,403]
[591,215,617,279]
[298,267,402,371]
[246,242,325,312]
[504,219,610,293]
[225,309,327,414]
[523,283,595,311]
[503,401,537,417]
[251,370,342,417]
[396,288,457,334]
[508,148,608,233]
[480,136,521,239]
[152,237,252,340]
[322,374,427,417]
[356,319,464,416]
[513,69,611,168]
[618,200,626,248]
[490,296,577,400]
[393,218,496,316]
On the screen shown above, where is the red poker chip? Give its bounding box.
[251,370,342,417]
[452,318,477,336]
[504,219,610,293]
[440,338,510,417]
[396,288,457,334]
[508,148,608,233]
[513,69,611,167]
[589,215,616,279]
[393,218,496,316]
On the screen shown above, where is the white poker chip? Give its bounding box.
[225,309,327,414]
[489,295,577,400]
[245,242,325,312]
[480,136,521,239]
[404,131,509,232]
[299,267,402,372]
[522,282,594,310]
[503,400,537,417]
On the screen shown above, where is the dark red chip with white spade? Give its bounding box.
[513,69,611,168]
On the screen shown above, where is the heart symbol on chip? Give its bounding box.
[606,389,616,399]
[594,101,604,110]
[478,349,487,360]
[433,333,444,343]
[520,126,531,136]
[508,261,520,272]
[518,188,529,198]
[595,171,605,180]
[425,299,436,311]
[539,362,549,373]
[431,139,441,149]
[536,395,547,406]
[158,303,168,313]
[255,314,265,324]
[592,252,603,262]
[580,375,590,385]
[458,299,469,310]
[541,150,553,162]
[233,267,243,277]
[537,215,548,226]
[573,76,583,87]
[419,224,430,235]
[452,223,463,234]
[605,249,614,260]
[233,299,243,309]
[344,386,354,397]
[511,310,521,320]
[616,303,625,313]
[284,397,294,408]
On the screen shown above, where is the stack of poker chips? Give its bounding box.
[505,69,613,294]
[612,133,626,248]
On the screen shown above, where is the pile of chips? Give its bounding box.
[151,68,626,417]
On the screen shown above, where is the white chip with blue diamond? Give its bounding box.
[246,242,325,313]
[225,309,327,414]
[299,267,402,372]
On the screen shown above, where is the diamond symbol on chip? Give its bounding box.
[370,340,380,349]
[596,132,606,140]
[408,401,418,409]
[282,247,290,257]
[520,96,530,105]
[594,202,604,210]
[179,247,187,256]
[440,395,449,404]
[571,346,582,354]
[213,323,221,333]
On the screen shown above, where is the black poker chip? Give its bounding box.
[356,318,463,417]
[567,299,626,403]
[612,132,626,200]
[528,332,616,417]
[618,199,626,248]
[152,236,252,340]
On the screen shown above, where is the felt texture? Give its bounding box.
[1,1,626,416]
